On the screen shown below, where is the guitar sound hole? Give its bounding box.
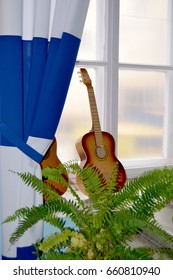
[96,146,107,159]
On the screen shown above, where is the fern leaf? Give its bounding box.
[17,172,62,200]
[112,168,173,213]
[144,218,173,245]
[39,228,74,252]
[2,207,31,224]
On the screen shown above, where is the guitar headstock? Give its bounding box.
[79,68,92,88]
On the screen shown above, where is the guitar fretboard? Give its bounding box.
[88,86,104,148]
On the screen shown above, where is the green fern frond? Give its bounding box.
[80,165,115,212]
[144,218,173,245]
[44,216,66,231]
[8,203,60,245]
[42,160,80,183]
[42,162,85,208]
[67,184,86,209]
[115,246,154,260]
[2,207,31,224]
[62,160,81,174]
[39,228,74,252]
[128,181,173,224]
[42,166,69,188]
[43,198,90,231]
[8,194,90,245]
[17,172,61,200]
[112,167,173,213]
[107,161,120,190]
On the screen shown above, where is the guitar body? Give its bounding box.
[76,131,126,194]
[40,137,67,196]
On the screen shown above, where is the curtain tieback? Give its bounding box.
[0,122,43,163]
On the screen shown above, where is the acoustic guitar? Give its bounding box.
[76,68,126,194]
[40,137,68,197]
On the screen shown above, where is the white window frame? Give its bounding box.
[76,0,173,179]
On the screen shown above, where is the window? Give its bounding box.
[56,0,173,180]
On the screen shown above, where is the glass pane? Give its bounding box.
[56,68,96,163]
[77,0,105,60]
[118,70,165,159]
[119,0,169,65]
[77,0,96,60]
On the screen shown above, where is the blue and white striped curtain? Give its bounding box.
[0,0,89,260]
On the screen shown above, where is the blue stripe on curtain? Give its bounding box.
[2,245,37,260]
[30,32,80,140]
[0,36,23,146]
[22,40,32,127]
[24,37,48,141]
[0,36,47,162]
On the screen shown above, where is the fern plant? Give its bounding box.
[3,161,173,260]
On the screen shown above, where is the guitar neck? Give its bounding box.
[87,86,104,147]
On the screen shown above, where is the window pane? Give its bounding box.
[119,0,169,65]
[77,0,96,60]
[118,70,165,159]
[56,68,96,163]
[77,0,106,60]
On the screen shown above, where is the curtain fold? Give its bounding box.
[0,0,89,259]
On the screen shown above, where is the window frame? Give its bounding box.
[76,0,173,179]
